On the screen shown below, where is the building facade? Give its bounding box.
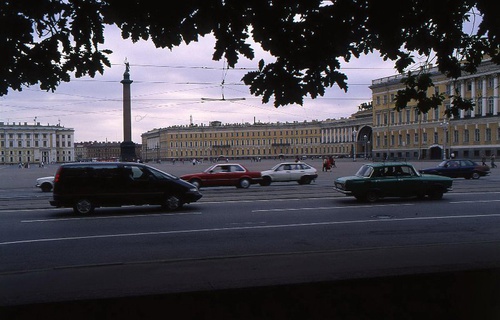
[370,58,500,160]
[74,141,142,162]
[0,122,74,165]
[142,113,372,162]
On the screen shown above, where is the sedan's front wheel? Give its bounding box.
[260,177,272,186]
[189,179,201,189]
[365,191,379,203]
[428,188,444,200]
[298,176,312,185]
[41,183,52,192]
[472,172,481,179]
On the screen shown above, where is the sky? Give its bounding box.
[0,25,403,143]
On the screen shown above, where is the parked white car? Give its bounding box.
[260,162,318,186]
[36,176,54,192]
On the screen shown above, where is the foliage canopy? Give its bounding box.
[1,0,499,115]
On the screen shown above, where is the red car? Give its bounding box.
[180,163,262,189]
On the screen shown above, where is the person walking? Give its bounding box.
[491,154,497,168]
[481,153,487,166]
[322,158,330,172]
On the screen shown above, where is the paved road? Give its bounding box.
[2,159,500,319]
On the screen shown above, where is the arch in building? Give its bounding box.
[356,126,373,159]
[428,145,443,160]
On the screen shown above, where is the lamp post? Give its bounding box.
[155,143,160,163]
[440,118,449,160]
[352,129,357,162]
[363,134,367,159]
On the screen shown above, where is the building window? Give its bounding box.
[487,97,494,114]
[486,128,492,142]
[474,129,480,142]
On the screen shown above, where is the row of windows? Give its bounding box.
[375,128,500,148]
[0,133,72,139]
[170,129,318,140]
[169,138,319,148]
[375,98,497,127]
[374,75,497,106]
[0,141,73,148]
[1,150,72,155]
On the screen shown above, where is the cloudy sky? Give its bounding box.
[1,25,403,143]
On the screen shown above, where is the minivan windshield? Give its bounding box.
[147,166,180,180]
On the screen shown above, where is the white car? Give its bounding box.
[260,162,318,186]
[36,176,54,192]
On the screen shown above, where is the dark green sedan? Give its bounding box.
[333,162,453,202]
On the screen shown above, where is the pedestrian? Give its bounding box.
[481,154,486,166]
[491,154,497,168]
[322,158,331,172]
[329,156,336,168]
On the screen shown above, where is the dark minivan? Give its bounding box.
[50,162,202,214]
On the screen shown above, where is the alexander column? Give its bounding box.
[120,60,137,161]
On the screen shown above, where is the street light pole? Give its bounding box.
[363,134,367,159]
[352,129,357,162]
[440,118,449,160]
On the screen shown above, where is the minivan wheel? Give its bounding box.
[73,199,94,214]
[164,195,182,211]
[41,183,52,192]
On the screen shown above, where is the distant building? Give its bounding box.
[0,121,74,165]
[370,57,499,160]
[141,113,371,162]
[74,141,142,162]
[141,58,498,162]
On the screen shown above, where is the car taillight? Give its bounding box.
[54,168,62,183]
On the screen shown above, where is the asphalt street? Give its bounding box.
[1,158,500,319]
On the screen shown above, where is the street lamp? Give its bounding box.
[155,143,160,163]
[440,118,449,160]
[363,134,367,159]
[352,129,357,162]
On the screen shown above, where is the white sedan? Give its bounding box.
[260,162,318,186]
[36,176,54,192]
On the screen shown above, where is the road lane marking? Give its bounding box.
[3,212,500,246]
[21,211,202,223]
[450,199,500,204]
[252,203,414,213]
